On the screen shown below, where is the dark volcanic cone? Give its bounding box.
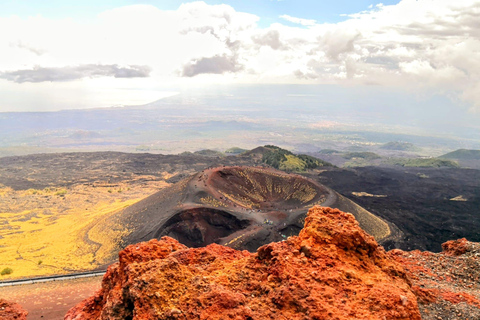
[117,166,394,252]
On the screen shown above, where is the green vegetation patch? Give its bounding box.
[279,154,307,172]
[342,152,381,161]
[262,145,332,172]
[55,189,67,196]
[385,158,459,168]
[194,149,225,157]
[1,267,13,275]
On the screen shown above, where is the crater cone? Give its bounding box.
[156,207,250,248]
[208,167,326,210]
[115,166,394,255]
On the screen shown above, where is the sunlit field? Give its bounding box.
[0,178,170,279]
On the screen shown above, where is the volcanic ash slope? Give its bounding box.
[66,206,421,320]
[118,166,394,254]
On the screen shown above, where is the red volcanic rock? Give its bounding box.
[442,237,470,256]
[390,238,480,319]
[0,299,28,320]
[66,206,421,320]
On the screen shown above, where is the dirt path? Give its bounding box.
[0,275,102,319]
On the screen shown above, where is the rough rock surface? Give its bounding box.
[390,238,480,320]
[66,206,421,320]
[0,299,28,320]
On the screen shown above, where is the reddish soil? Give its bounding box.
[66,207,421,320]
[0,276,101,320]
[390,238,480,320]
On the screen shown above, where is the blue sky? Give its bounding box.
[0,0,401,26]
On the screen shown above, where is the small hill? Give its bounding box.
[224,147,249,155]
[193,149,225,157]
[260,145,332,172]
[440,149,480,160]
[381,142,421,151]
[385,157,459,168]
[318,149,340,154]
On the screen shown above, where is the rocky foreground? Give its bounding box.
[390,238,480,319]
[65,207,421,319]
[0,299,28,320]
[6,206,476,320]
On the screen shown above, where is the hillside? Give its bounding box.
[317,166,480,251]
[440,149,480,160]
[259,145,333,172]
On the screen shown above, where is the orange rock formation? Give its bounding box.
[0,299,28,320]
[66,207,421,320]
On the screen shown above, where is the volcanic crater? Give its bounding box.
[119,166,394,253]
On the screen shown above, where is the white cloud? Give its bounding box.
[1,0,480,111]
[279,14,317,26]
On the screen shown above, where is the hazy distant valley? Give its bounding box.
[1,86,479,159]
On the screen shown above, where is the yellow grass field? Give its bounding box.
[0,177,170,279]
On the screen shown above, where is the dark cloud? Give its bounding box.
[252,30,287,50]
[0,64,151,83]
[182,54,242,77]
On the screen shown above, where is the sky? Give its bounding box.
[1,0,480,114]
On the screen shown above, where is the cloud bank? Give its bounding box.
[0,64,151,83]
[1,0,480,111]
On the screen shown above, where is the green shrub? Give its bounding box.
[55,189,67,196]
[1,267,13,275]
